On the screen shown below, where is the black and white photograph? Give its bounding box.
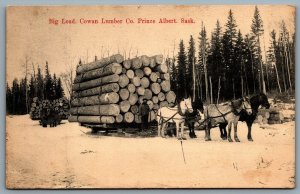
[6,5,295,188]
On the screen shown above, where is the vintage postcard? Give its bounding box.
[6,5,295,188]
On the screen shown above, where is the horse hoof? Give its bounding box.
[205,138,211,141]
[235,138,240,142]
[222,137,227,140]
[248,138,253,141]
[228,138,233,142]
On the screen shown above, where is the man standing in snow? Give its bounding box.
[139,99,150,131]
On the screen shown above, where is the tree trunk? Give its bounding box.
[68,115,115,124]
[118,74,130,88]
[151,83,161,94]
[119,88,130,100]
[119,100,131,112]
[70,104,120,116]
[135,69,144,78]
[126,69,134,79]
[217,76,221,104]
[143,67,152,76]
[77,54,124,74]
[166,91,176,103]
[140,77,150,88]
[72,74,119,91]
[128,93,138,105]
[127,83,136,93]
[209,76,213,104]
[124,112,134,123]
[74,63,122,83]
[73,83,120,98]
[160,80,171,92]
[71,92,119,107]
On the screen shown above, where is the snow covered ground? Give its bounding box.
[6,114,295,188]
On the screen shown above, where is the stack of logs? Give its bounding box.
[30,97,70,120]
[68,54,176,125]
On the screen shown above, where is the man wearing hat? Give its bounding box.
[139,99,150,131]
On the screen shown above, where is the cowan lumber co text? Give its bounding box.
[48,18,196,25]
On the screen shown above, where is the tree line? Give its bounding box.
[168,6,295,103]
[6,61,64,115]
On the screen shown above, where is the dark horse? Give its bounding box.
[185,100,204,138]
[219,93,270,141]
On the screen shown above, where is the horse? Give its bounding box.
[157,97,194,139]
[203,97,252,142]
[219,93,270,141]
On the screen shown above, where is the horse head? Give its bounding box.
[258,93,270,109]
[242,97,252,115]
[179,97,193,114]
[192,99,204,114]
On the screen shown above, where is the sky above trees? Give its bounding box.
[6,5,295,85]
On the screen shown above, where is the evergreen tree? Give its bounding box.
[177,40,188,99]
[207,20,224,101]
[36,65,44,99]
[199,25,210,101]
[187,35,196,98]
[44,61,53,100]
[222,9,238,99]
[56,78,64,98]
[251,6,266,93]
[6,83,13,114]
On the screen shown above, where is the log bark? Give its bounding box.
[73,83,119,98]
[70,104,120,116]
[149,73,158,82]
[158,92,165,101]
[130,105,139,114]
[141,55,150,66]
[149,58,156,68]
[68,115,115,124]
[123,59,131,69]
[119,88,130,100]
[153,103,159,110]
[144,89,153,100]
[115,114,123,123]
[166,91,176,103]
[126,69,135,79]
[72,74,119,91]
[161,73,170,80]
[124,112,134,123]
[128,93,138,105]
[149,111,156,121]
[127,83,136,93]
[140,77,150,88]
[71,92,119,107]
[151,83,161,94]
[152,96,159,104]
[131,57,142,69]
[74,63,122,83]
[135,69,144,78]
[77,54,124,74]
[119,100,131,113]
[134,115,141,123]
[118,74,130,88]
[143,67,152,76]
[132,77,141,87]
[160,80,171,92]
[151,55,163,65]
[156,64,168,73]
[147,100,154,110]
[160,101,168,108]
[136,87,145,95]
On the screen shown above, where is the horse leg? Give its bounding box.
[247,121,253,141]
[219,123,227,140]
[205,123,211,141]
[227,122,233,142]
[192,122,197,138]
[234,122,240,142]
[175,122,180,139]
[157,119,162,137]
[180,122,186,140]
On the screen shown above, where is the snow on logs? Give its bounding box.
[68,54,176,125]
